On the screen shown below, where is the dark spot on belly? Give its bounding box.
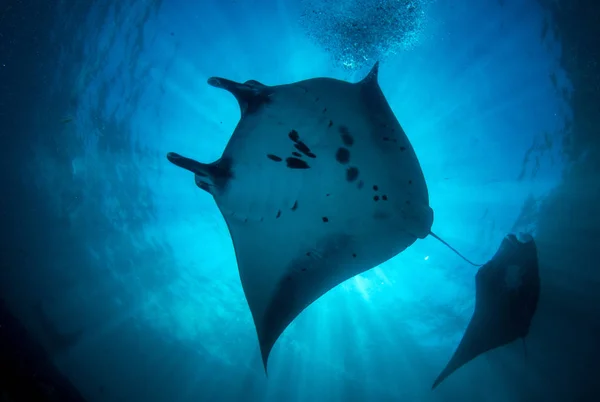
[400,146,406,151]
[342,134,354,146]
[295,141,316,158]
[382,195,388,201]
[328,120,333,128]
[322,108,327,113]
[267,154,282,162]
[306,252,311,257]
[373,195,380,201]
[322,217,329,222]
[408,180,412,185]
[373,185,378,191]
[288,129,300,142]
[292,151,302,157]
[286,157,310,169]
[346,167,359,182]
[339,126,354,146]
[373,210,391,220]
[276,210,281,218]
[291,200,298,211]
[357,180,364,189]
[336,147,350,164]
[352,253,357,258]
[301,267,307,271]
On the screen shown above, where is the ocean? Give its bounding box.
[0,0,599,401]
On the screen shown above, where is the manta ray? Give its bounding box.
[167,62,485,372]
[432,233,540,389]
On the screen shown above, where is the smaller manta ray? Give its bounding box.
[431,233,540,389]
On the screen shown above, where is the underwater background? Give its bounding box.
[0,0,599,401]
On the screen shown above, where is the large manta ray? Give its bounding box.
[166,62,528,380]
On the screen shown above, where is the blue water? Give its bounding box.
[1,0,594,401]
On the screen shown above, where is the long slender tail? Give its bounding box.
[429,231,483,267]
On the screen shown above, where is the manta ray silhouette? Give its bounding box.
[432,233,540,389]
[167,62,503,373]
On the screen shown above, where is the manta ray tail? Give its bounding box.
[429,231,482,267]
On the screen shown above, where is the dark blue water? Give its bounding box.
[1,0,598,401]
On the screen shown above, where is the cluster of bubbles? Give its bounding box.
[299,0,429,70]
